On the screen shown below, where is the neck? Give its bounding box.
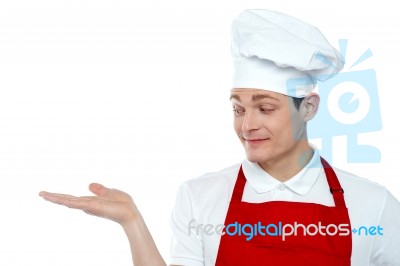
[258,141,314,182]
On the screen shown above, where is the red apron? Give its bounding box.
[215,157,352,266]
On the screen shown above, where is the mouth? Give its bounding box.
[244,138,270,145]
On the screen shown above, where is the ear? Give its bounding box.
[303,93,320,122]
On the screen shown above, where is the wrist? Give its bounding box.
[120,206,142,231]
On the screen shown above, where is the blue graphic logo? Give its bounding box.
[288,39,382,163]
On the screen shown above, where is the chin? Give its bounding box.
[245,150,273,164]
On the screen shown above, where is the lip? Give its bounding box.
[244,138,270,145]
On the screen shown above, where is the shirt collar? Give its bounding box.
[241,148,322,196]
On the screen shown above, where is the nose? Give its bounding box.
[242,111,260,133]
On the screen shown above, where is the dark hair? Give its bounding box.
[292,97,304,111]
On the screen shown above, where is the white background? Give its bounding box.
[0,0,399,265]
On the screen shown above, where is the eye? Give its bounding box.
[259,105,276,113]
[232,107,245,116]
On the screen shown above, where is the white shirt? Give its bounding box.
[170,150,400,266]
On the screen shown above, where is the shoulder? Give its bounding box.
[333,167,394,222]
[333,169,400,263]
[333,167,387,197]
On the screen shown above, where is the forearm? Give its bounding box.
[122,213,167,266]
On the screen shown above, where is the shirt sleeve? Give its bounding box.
[170,183,204,266]
[370,190,400,265]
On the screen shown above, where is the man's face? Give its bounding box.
[230,88,307,165]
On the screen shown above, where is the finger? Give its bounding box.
[39,191,77,200]
[53,196,93,210]
[88,183,109,196]
[40,193,90,209]
[40,193,78,204]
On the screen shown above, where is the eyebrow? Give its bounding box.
[230,93,279,102]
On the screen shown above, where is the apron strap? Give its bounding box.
[231,165,247,203]
[320,157,346,208]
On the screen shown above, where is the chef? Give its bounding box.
[40,9,400,266]
[169,9,400,266]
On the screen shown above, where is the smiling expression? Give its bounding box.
[230,88,308,166]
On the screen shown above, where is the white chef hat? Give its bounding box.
[231,9,344,97]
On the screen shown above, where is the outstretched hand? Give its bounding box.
[39,183,139,227]
[40,183,168,266]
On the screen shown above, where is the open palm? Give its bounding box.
[39,183,138,226]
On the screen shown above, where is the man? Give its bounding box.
[40,9,400,266]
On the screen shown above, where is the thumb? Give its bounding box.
[89,183,109,196]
